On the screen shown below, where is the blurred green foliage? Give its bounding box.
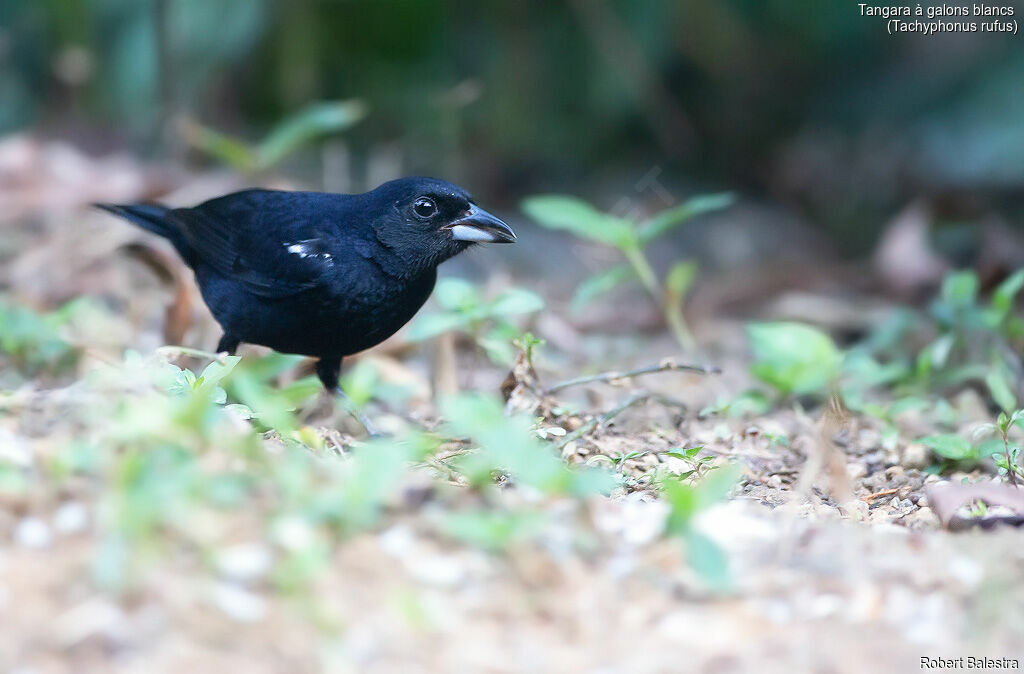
[739,267,1024,408]
[523,192,732,349]
[0,322,736,596]
[732,267,1024,476]
[0,296,83,378]
[659,462,739,591]
[408,277,544,364]
[184,99,367,173]
[7,0,1024,235]
[747,322,841,398]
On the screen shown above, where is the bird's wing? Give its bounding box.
[166,191,338,298]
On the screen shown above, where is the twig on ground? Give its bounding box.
[556,393,652,449]
[862,488,899,503]
[426,456,467,485]
[543,358,719,395]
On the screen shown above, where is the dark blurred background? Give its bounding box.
[5,0,1024,268]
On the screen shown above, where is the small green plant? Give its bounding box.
[659,462,740,590]
[407,277,544,364]
[699,390,772,419]
[917,409,1024,478]
[183,100,368,173]
[872,269,1024,410]
[664,446,716,481]
[914,269,1024,410]
[919,433,988,463]
[973,409,1024,485]
[522,192,733,350]
[442,509,547,551]
[439,393,616,496]
[0,296,84,377]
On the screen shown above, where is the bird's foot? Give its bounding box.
[333,387,382,438]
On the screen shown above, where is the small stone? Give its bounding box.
[902,443,930,469]
[378,525,416,556]
[215,543,272,582]
[948,556,984,589]
[902,506,939,528]
[846,462,867,480]
[15,517,52,549]
[841,499,869,520]
[272,516,316,551]
[212,583,267,623]
[408,554,466,587]
[53,502,88,535]
[52,597,125,647]
[884,465,908,486]
[0,430,32,467]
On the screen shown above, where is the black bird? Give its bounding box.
[97,177,515,430]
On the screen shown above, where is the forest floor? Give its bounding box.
[2,137,1023,673]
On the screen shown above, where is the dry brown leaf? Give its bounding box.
[925,481,1024,530]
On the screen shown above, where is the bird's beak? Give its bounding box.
[446,205,517,243]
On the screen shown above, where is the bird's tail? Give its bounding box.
[94,202,176,240]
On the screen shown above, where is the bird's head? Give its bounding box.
[368,177,515,273]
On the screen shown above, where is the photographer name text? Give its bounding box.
[921,656,1021,670]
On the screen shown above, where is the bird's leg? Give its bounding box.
[216,333,240,356]
[316,356,380,437]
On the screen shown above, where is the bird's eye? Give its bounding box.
[413,197,438,219]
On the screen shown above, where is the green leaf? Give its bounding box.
[197,356,241,390]
[665,446,704,461]
[710,389,772,418]
[972,422,997,441]
[332,439,416,531]
[637,192,734,244]
[256,100,368,169]
[570,265,635,313]
[434,277,480,312]
[477,329,516,366]
[747,322,841,396]
[231,372,299,434]
[339,359,379,408]
[521,195,637,249]
[684,530,731,591]
[989,268,1024,325]
[182,123,256,171]
[920,434,975,461]
[663,463,738,536]
[488,288,545,316]
[662,478,699,535]
[443,510,546,551]
[441,393,614,495]
[940,270,979,310]
[985,369,1017,413]
[916,334,955,377]
[406,313,468,341]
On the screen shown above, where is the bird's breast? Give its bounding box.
[315,268,437,353]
